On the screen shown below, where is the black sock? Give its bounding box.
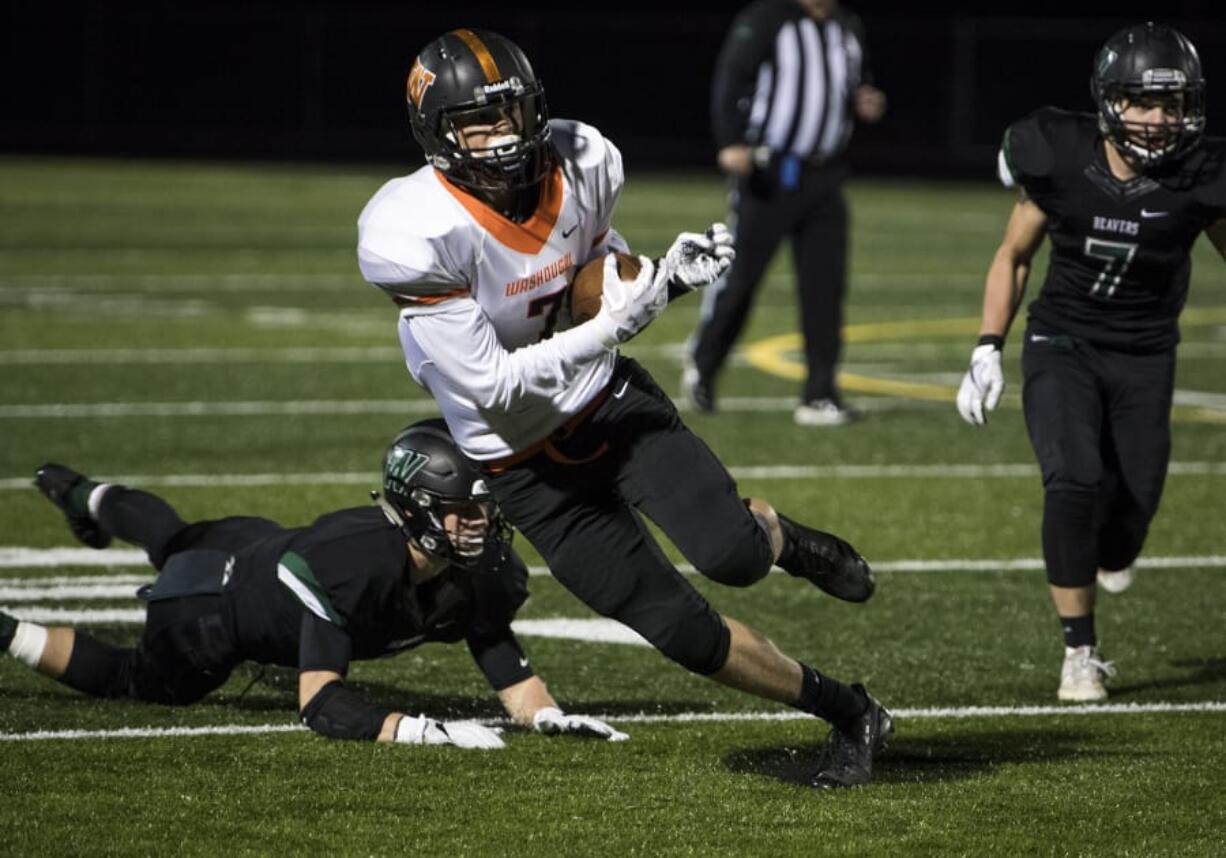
[795,663,868,731]
[1060,614,1096,649]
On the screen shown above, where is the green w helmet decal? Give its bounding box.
[384,448,430,493]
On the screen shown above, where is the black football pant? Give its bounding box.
[481,358,774,675]
[1021,330,1175,588]
[60,489,279,704]
[691,161,849,402]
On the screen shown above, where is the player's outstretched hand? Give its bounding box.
[394,714,506,749]
[532,706,629,742]
[658,223,736,292]
[955,343,1004,425]
[593,253,665,344]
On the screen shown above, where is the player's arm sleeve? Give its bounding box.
[711,5,778,148]
[997,112,1054,194]
[295,617,394,741]
[399,297,616,413]
[465,550,534,691]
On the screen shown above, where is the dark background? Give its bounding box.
[4,1,1224,177]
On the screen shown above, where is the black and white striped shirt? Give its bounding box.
[712,0,870,164]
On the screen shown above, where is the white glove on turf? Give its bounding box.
[592,253,666,344]
[656,223,735,292]
[532,706,629,742]
[956,343,1005,426]
[394,714,505,749]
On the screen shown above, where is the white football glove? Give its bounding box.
[656,223,736,292]
[592,253,666,344]
[394,714,506,750]
[532,706,629,742]
[955,343,1005,426]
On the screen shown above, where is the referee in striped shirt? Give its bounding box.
[684,0,885,425]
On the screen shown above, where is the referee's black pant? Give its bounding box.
[691,160,849,403]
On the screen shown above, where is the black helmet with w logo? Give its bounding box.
[380,418,511,566]
[406,29,551,193]
[1091,22,1206,168]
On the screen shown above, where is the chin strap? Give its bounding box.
[371,490,415,545]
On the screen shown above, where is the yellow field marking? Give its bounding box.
[744,311,1226,423]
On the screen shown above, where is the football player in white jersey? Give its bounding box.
[357,28,891,787]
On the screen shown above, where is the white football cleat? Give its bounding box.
[1097,566,1134,594]
[1057,645,1116,702]
[794,398,858,427]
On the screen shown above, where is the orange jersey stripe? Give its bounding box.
[392,288,471,307]
[451,29,501,83]
[435,166,564,255]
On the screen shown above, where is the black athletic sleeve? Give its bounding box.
[298,611,353,675]
[711,1,781,148]
[999,109,1056,194]
[464,549,534,691]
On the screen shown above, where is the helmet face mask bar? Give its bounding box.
[379,419,512,569]
[1091,23,1206,169]
[407,29,552,194]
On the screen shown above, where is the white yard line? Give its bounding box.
[6,461,1226,491]
[2,549,1224,575]
[2,701,1223,743]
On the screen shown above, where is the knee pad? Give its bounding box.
[652,613,730,675]
[1042,490,1098,588]
[618,597,730,675]
[691,514,773,588]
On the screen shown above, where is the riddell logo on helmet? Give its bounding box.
[407,59,437,109]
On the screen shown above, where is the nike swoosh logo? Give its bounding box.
[1029,334,1050,342]
[386,635,426,651]
[612,380,630,399]
[1140,209,1169,218]
[562,223,580,238]
[518,656,530,668]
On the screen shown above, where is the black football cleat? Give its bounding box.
[811,685,894,789]
[33,463,111,549]
[776,514,874,602]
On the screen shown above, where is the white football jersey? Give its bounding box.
[358,119,629,460]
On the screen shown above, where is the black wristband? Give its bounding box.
[977,334,1005,351]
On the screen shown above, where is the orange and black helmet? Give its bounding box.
[406,29,551,192]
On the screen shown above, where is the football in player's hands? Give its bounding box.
[570,253,643,324]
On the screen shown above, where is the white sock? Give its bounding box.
[9,621,49,669]
[87,483,112,521]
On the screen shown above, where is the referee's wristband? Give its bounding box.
[977,334,1005,351]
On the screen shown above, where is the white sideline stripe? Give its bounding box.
[5,607,147,623]
[510,619,650,647]
[0,607,652,649]
[5,461,1226,491]
[0,401,446,419]
[0,347,403,366]
[0,396,928,420]
[2,701,1224,743]
[0,583,143,601]
[3,549,1226,576]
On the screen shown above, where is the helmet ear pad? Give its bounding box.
[406,29,553,193]
[1090,23,1206,168]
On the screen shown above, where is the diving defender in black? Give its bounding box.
[956,23,1226,701]
[6,421,628,746]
